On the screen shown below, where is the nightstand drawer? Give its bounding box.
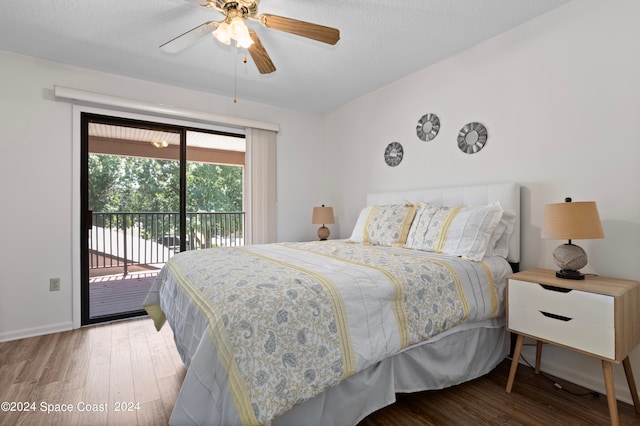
[508,305,615,359]
[506,269,640,424]
[509,279,614,327]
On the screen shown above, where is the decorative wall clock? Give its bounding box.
[384,142,404,167]
[457,122,488,154]
[416,113,440,141]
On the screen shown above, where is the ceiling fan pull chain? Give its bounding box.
[233,42,238,104]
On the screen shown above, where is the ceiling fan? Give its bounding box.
[161,0,340,74]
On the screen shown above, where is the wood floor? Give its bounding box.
[359,361,639,426]
[0,318,184,426]
[1,318,638,425]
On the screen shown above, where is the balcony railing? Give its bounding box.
[89,211,245,275]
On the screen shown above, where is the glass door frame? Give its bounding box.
[80,112,187,325]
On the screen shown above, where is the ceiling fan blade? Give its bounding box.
[160,21,220,53]
[259,14,340,45]
[247,30,276,74]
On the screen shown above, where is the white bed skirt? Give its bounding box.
[168,317,508,425]
[275,318,508,425]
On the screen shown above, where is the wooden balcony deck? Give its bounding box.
[87,211,244,321]
[89,268,159,318]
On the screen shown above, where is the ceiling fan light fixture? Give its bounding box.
[151,140,169,148]
[229,17,254,48]
[235,33,253,48]
[213,18,253,48]
[213,22,232,45]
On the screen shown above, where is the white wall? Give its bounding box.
[0,51,327,341]
[324,0,640,405]
[1,0,639,407]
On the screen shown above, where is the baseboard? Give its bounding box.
[0,322,74,343]
[520,344,635,405]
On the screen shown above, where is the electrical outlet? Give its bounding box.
[49,278,61,291]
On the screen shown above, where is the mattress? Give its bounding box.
[144,240,512,425]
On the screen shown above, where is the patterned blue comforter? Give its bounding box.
[144,241,509,425]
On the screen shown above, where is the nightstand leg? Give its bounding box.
[535,340,543,374]
[506,334,524,393]
[622,356,640,414]
[602,360,620,426]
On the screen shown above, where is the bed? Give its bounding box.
[144,182,520,425]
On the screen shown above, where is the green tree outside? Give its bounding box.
[89,154,242,213]
[89,154,243,248]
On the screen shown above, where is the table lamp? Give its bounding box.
[544,197,604,280]
[312,205,334,240]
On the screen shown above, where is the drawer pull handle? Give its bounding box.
[540,311,572,322]
[540,284,572,293]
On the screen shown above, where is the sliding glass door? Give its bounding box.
[80,113,245,325]
[184,130,246,250]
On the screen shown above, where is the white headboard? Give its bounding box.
[367,182,521,264]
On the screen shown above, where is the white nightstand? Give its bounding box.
[505,269,640,426]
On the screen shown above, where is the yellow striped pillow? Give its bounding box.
[349,202,416,247]
[409,202,504,261]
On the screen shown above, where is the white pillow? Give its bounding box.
[486,209,517,258]
[348,203,416,246]
[409,202,504,261]
[348,205,374,243]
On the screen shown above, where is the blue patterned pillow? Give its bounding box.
[349,202,416,246]
[405,202,440,249]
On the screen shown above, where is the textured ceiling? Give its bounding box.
[0,0,570,113]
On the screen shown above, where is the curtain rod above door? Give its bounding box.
[54,85,280,133]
